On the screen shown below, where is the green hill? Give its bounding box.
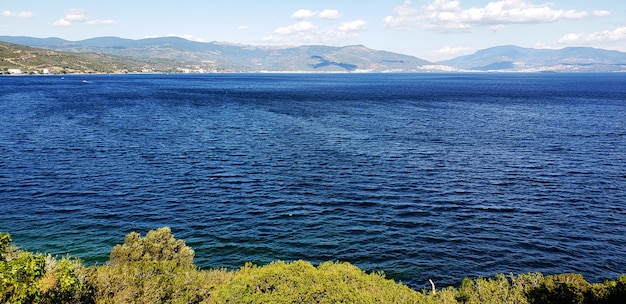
[0,41,191,74]
[1,36,433,72]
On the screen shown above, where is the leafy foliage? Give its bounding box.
[90,260,233,303]
[1,227,626,303]
[38,256,93,303]
[0,234,91,303]
[109,227,195,267]
[92,227,233,303]
[213,260,422,303]
[0,233,10,259]
[0,250,46,303]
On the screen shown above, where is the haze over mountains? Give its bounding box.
[1,36,625,73]
[438,45,626,72]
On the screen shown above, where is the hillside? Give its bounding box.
[4,35,626,73]
[437,45,626,72]
[0,41,192,74]
[0,36,433,73]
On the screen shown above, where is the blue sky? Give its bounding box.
[1,0,624,61]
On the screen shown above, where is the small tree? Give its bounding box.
[0,233,11,261]
[108,227,194,267]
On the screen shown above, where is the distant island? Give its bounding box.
[1,36,626,74]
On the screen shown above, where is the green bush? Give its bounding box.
[0,234,90,303]
[0,250,46,303]
[91,227,233,303]
[109,227,195,267]
[2,227,626,304]
[434,272,626,304]
[0,233,11,260]
[452,273,532,304]
[601,274,626,304]
[39,256,93,303]
[526,273,590,304]
[213,260,423,303]
[90,260,233,303]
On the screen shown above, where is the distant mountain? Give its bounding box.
[437,45,626,72]
[0,41,188,74]
[0,36,433,73]
[4,36,625,73]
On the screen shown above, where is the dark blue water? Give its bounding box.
[1,73,625,288]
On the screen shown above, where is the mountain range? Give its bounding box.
[0,36,430,73]
[0,40,187,74]
[1,36,625,73]
[437,45,626,72]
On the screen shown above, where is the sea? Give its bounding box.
[0,73,625,289]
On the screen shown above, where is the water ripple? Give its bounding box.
[1,73,625,288]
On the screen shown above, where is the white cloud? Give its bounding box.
[53,9,114,27]
[532,42,559,49]
[53,19,73,27]
[86,19,115,25]
[431,46,473,57]
[383,0,418,29]
[262,8,366,45]
[587,27,626,42]
[238,25,250,31]
[319,9,342,20]
[425,0,461,13]
[339,20,367,32]
[274,21,316,35]
[592,10,611,17]
[385,0,591,32]
[557,33,583,44]
[424,0,588,31]
[63,9,88,22]
[2,10,34,18]
[291,8,342,20]
[291,9,318,20]
[167,34,205,42]
[558,27,626,45]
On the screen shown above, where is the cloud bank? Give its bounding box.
[558,27,626,45]
[263,8,365,45]
[384,0,591,31]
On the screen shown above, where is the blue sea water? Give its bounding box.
[0,73,625,289]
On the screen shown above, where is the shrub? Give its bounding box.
[0,234,90,303]
[0,233,11,260]
[587,274,626,304]
[89,260,233,304]
[526,273,590,304]
[3,228,626,304]
[453,273,530,304]
[0,250,46,303]
[108,227,194,267]
[607,274,626,303]
[39,256,93,303]
[91,227,233,303]
[212,260,423,303]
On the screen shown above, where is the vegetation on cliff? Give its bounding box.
[0,42,186,74]
[1,227,624,303]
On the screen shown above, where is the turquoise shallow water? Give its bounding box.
[1,73,625,288]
